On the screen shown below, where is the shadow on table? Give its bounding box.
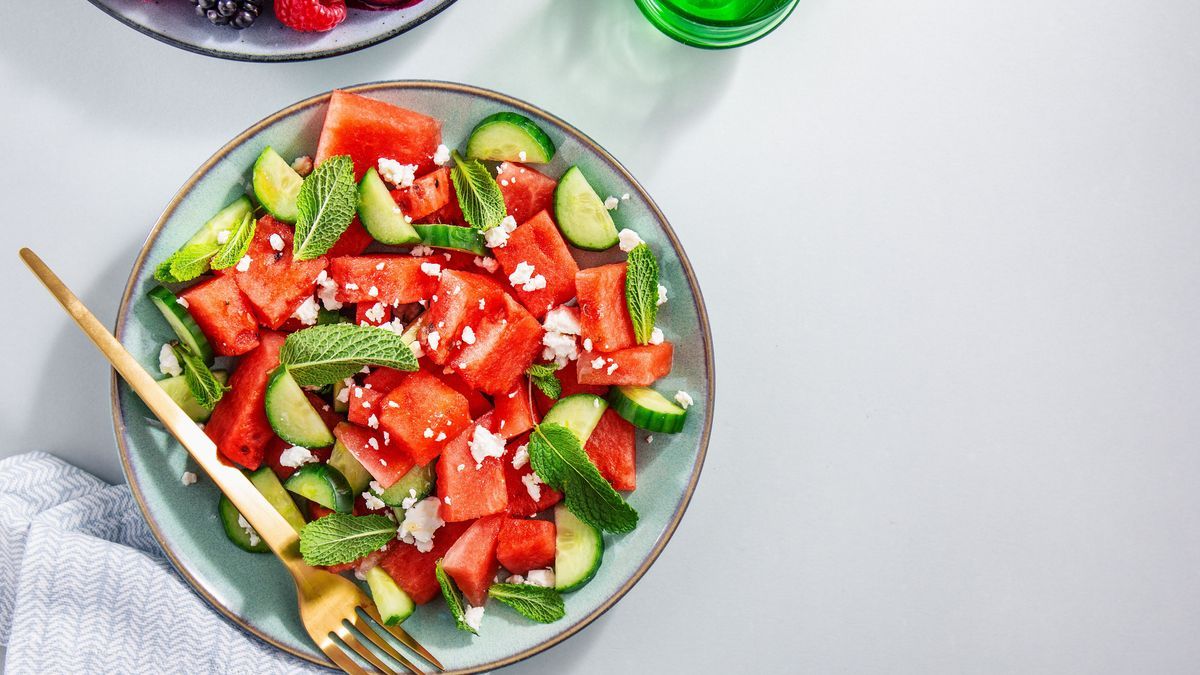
[464,0,740,175]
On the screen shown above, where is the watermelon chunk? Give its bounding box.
[441,514,504,606]
[492,382,536,440]
[496,518,556,575]
[585,408,636,491]
[220,216,327,330]
[378,370,471,466]
[577,343,674,386]
[419,270,508,365]
[178,274,260,357]
[326,217,376,257]
[332,422,415,488]
[330,255,439,306]
[204,331,285,469]
[346,385,383,427]
[316,90,442,180]
[378,521,470,604]
[491,210,579,319]
[532,360,607,415]
[503,444,562,518]
[496,162,556,225]
[392,167,451,221]
[363,363,490,418]
[575,262,636,353]
[363,366,409,393]
[436,414,509,522]
[451,294,544,396]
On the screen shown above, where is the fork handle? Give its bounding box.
[20,248,304,564]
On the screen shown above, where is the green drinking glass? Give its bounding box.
[634,0,800,49]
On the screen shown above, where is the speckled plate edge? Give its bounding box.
[110,80,715,672]
[85,0,459,62]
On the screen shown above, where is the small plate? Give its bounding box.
[87,0,458,62]
[112,81,714,672]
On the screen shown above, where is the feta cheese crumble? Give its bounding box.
[181,471,198,486]
[362,491,386,511]
[237,514,261,547]
[473,256,499,273]
[176,296,189,308]
[583,338,593,352]
[291,155,313,176]
[377,158,418,189]
[461,326,476,345]
[367,414,379,429]
[604,196,620,210]
[410,245,435,257]
[657,284,668,306]
[279,446,317,468]
[269,233,285,252]
[398,497,444,553]
[291,296,321,326]
[463,605,485,632]
[158,344,182,376]
[314,270,342,310]
[468,426,506,466]
[363,302,387,324]
[423,428,434,439]
[591,357,605,369]
[518,150,527,162]
[525,569,555,588]
[427,331,441,351]
[674,390,694,409]
[235,255,252,272]
[484,215,518,249]
[216,230,231,245]
[508,261,546,291]
[511,444,529,470]
[521,472,544,501]
[433,144,451,166]
[420,262,442,277]
[649,327,664,345]
[617,228,644,252]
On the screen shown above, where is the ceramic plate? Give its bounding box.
[87,0,457,62]
[112,81,714,672]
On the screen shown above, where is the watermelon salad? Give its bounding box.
[147,90,696,633]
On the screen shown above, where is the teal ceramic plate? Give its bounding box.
[87,0,457,62]
[112,81,714,672]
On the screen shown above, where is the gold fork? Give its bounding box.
[20,248,444,675]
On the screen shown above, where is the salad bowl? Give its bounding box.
[111,80,713,672]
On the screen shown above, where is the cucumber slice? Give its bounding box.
[542,394,608,442]
[148,285,214,365]
[331,378,350,414]
[554,503,603,593]
[607,386,688,434]
[328,439,373,494]
[413,224,486,255]
[317,308,349,325]
[157,196,254,281]
[284,463,354,513]
[465,112,556,164]
[553,166,619,251]
[365,566,415,625]
[358,167,421,245]
[248,466,308,533]
[265,367,336,448]
[252,147,304,223]
[379,463,435,506]
[218,495,270,553]
[157,371,228,422]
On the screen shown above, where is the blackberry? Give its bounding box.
[191,0,263,30]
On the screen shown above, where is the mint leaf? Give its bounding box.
[625,243,659,345]
[210,213,257,270]
[279,324,418,387]
[487,584,565,624]
[167,243,220,283]
[435,560,478,635]
[299,513,396,566]
[171,342,227,410]
[529,423,638,533]
[525,363,562,399]
[154,257,183,284]
[293,155,357,261]
[451,151,506,231]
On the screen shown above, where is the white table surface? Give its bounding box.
[4,0,1200,672]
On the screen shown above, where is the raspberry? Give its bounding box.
[275,0,348,32]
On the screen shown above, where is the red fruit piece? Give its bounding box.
[496,163,556,225]
[346,386,383,427]
[275,0,347,33]
[577,343,674,386]
[332,422,414,488]
[532,358,608,416]
[584,408,636,491]
[575,262,636,353]
[419,270,508,365]
[378,371,471,466]
[178,274,260,357]
[316,90,442,179]
[492,382,536,440]
[436,413,509,523]
[219,216,327,330]
[441,514,505,606]
[451,294,544,396]
[329,255,439,306]
[378,521,471,604]
[205,332,286,470]
[496,518,556,575]
[326,217,375,257]
[392,167,452,221]
[491,210,579,319]
[503,449,562,518]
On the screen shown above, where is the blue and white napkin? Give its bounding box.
[0,452,324,674]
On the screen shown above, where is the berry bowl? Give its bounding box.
[111,81,714,672]
[87,0,458,62]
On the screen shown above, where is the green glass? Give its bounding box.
[635,0,800,49]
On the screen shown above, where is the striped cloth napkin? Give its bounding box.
[0,452,322,674]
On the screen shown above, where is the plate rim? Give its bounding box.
[110,80,715,672]
[84,0,460,63]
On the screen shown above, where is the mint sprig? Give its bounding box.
[625,243,659,345]
[279,324,418,387]
[299,513,396,566]
[171,342,227,410]
[210,213,257,270]
[293,155,357,261]
[528,423,638,533]
[166,243,220,283]
[154,258,183,284]
[435,560,478,635]
[450,151,506,231]
[525,363,562,399]
[487,584,565,624]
